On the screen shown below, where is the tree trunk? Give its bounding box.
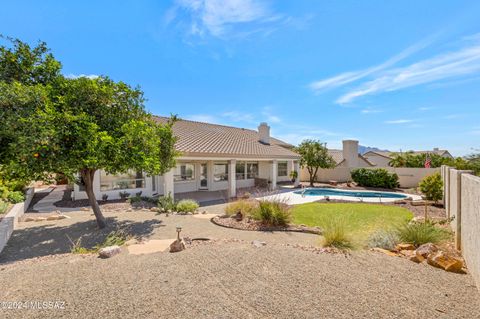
[81,169,107,229]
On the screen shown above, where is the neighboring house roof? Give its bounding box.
[154,116,300,159]
[364,149,452,159]
[328,150,375,167]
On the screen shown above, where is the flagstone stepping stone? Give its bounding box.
[193,213,217,219]
[127,239,176,255]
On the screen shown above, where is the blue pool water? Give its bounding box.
[294,188,407,199]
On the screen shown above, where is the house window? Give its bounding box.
[174,163,195,182]
[236,162,246,180]
[213,163,228,182]
[100,170,145,191]
[246,162,259,179]
[278,162,288,177]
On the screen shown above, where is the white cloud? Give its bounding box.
[171,0,283,38]
[384,119,414,124]
[221,111,255,123]
[361,108,383,114]
[261,106,281,123]
[309,36,435,92]
[418,107,434,111]
[335,38,480,104]
[65,74,99,79]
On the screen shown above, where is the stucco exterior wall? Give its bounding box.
[460,174,480,291]
[300,167,439,188]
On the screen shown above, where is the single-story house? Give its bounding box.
[363,148,453,167]
[73,118,301,200]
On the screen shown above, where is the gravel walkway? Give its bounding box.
[0,207,479,318]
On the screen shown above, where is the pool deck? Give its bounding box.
[258,188,422,205]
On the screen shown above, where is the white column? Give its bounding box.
[228,159,236,198]
[164,169,174,200]
[271,160,278,190]
[294,161,300,187]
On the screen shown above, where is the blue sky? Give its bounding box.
[1,1,480,156]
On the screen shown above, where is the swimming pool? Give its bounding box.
[293,188,408,199]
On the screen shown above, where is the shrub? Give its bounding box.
[351,168,400,189]
[129,196,142,203]
[419,172,443,203]
[176,199,199,213]
[0,200,9,214]
[224,200,258,216]
[6,191,24,204]
[367,229,399,250]
[396,222,450,247]
[250,200,291,226]
[119,191,130,199]
[320,217,353,249]
[69,229,131,254]
[157,193,176,212]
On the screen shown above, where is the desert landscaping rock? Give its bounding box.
[396,243,415,251]
[98,245,122,258]
[251,240,267,248]
[415,243,438,259]
[169,239,185,253]
[427,251,464,273]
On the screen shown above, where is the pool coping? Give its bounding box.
[257,187,422,205]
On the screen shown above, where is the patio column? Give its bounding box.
[293,161,300,187]
[271,160,277,190]
[228,159,236,198]
[164,169,174,200]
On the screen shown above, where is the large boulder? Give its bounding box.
[427,251,464,273]
[98,245,122,258]
[169,239,186,253]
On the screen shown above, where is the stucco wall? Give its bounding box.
[460,174,480,291]
[300,167,439,188]
[0,187,35,254]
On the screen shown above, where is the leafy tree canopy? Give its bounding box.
[0,37,177,228]
[295,139,336,186]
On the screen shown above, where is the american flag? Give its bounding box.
[424,154,431,168]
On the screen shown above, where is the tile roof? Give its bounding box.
[154,116,300,159]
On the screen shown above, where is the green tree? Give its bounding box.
[1,38,178,228]
[418,172,443,203]
[295,139,336,186]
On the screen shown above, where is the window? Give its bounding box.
[100,170,145,191]
[174,163,195,182]
[214,163,228,182]
[246,162,259,179]
[236,162,246,180]
[278,161,288,177]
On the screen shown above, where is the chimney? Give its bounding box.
[342,140,359,167]
[258,122,270,145]
[433,147,439,151]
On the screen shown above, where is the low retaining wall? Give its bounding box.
[0,187,35,254]
[442,166,480,291]
[300,167,440,188]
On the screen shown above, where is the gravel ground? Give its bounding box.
[1,242,479,319]
[1,207,479,319]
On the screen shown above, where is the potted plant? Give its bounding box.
[289,170,298,183]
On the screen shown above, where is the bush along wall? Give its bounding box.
[351,168,400,189]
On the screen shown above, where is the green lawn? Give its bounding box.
[292,203,413,243]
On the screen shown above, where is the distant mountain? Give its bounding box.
[358,145,390,155]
